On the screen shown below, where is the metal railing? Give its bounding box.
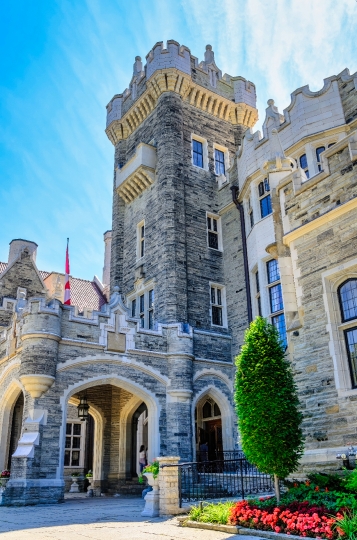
[176,458,275,506]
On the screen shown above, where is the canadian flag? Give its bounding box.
[64,238,71,305]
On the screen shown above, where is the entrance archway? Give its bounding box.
[0,380,24,472]
[60,375,160,492]
[196,397,222,460]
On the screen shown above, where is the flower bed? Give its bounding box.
[188,471,357,539]
[229,500,340,538]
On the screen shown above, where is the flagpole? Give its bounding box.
[64,238,71,305]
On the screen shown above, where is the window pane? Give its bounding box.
[214,403,221,417]
[212,306,223,326]
[345,328,357,388]
[140,314,145,328]
[272,313,287,349]
[250,211,254,228]
[217,288,222,306]
[339,280,357,322]
[131,299,136,317]
[214,149,225,175]
[267,259,280,284]
[258,182,264,197]
[140,294,145,313]
[203,401,212,418]
[316,146,325,162]
[212,218,217,232]
[64,450,70,466]
[299,154,308,169]
[65,437,71,449]
[73,424,81,436]
[257,296,262,316]
[264,178,270,192]
[211,287,216,304]
[207,216,211,230]
[269,283,284,313]
[328,142,335,148]
[192,140,203,167]
[141,224,145,238]
[260,195,272,218]
[208,231,218,249]
[255,271,260,293]
[71,451,80,466]
[140,239,145,258]
[148,310,153,330]
[66,423,72,435]
[72,437,81,449]
[149,289,154,308]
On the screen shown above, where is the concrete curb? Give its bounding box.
[177,518,305,540]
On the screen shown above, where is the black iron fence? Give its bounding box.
[176,458,275,506]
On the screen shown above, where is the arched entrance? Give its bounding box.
[60,376,160,494]
[195,397,222,460]
[7,392,24,469]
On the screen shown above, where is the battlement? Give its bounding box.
[237,68,357,188]
[105,40,258,141]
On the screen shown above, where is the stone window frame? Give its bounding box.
[265,258,287,349]
[127,279,155,331]
[191,133,209,172]
[313,140,337,173]
[0,298,16,311]
[322,258,357,396]
[209,282,227,329]
[136,220,145,261]
[64,420,86,469]
[213,143,230,178]
[206,212,223,252]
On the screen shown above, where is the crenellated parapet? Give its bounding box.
[105,40,258,145]
[236,68,357,190]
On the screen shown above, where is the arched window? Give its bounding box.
[338,279,357,322]
[202,401,212,418]
[339,279,357,388]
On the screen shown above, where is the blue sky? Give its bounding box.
[1,0,356,281]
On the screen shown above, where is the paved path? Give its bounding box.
[0,497,263,539]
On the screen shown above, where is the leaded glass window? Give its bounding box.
[339,280,357,322]
[215,149,225,175]
[192,139,203,168]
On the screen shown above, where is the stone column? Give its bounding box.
[166,326,193,461]
[157,456,183,516]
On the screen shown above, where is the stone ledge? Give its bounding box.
[178,519,306,540]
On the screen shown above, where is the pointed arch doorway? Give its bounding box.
[195,397,223,461]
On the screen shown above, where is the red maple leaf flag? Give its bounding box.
[64,238,71,305]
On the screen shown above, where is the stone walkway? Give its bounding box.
[0,497,264,539]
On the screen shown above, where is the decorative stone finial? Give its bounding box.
[261,129,296,173]
[133,56,143,76]
[204,44,215,64]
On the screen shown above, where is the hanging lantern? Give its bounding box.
[77,395,89,421]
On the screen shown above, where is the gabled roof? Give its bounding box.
[0,262,106,312]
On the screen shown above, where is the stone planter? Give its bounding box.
[69,476,80,493]
[141,472,159,517]
[0,478,9,491]
[86,476,94,497]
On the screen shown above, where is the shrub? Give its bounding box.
[235,317,304,500]
[189,501,234,524]
[344,469,357,493]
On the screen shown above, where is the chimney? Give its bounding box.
[102,231,112,287]
[8,239,38,265]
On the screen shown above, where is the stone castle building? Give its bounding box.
[0,40,356,505]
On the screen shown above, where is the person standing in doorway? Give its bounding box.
[139,445,147,472]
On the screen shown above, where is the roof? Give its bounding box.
[0,262,106,312]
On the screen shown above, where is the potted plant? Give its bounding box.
[0,470,10,490]
[85,470,93,492]
[138,461,159,487]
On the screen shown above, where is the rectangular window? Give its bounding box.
[260,195,272,218]
[131,299,136,317]
[148,289,154,330]
[272,313,287,349]
[258,179,272,219]
[316,146,325,172]
[214,149,225,175]
[210,285,225,327]
[248,198,254,228]
[345,328,357,388]
[299,154,309,178]
[267,259,280,284]
[269,283,284,313]
[139,294,145,328]
[64,423,82,467]
[137,221,145,259]
[207,215,221,250]
[255,271,261,316]
[192,139,203,168]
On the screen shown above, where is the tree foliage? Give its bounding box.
[235,317,304,479]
